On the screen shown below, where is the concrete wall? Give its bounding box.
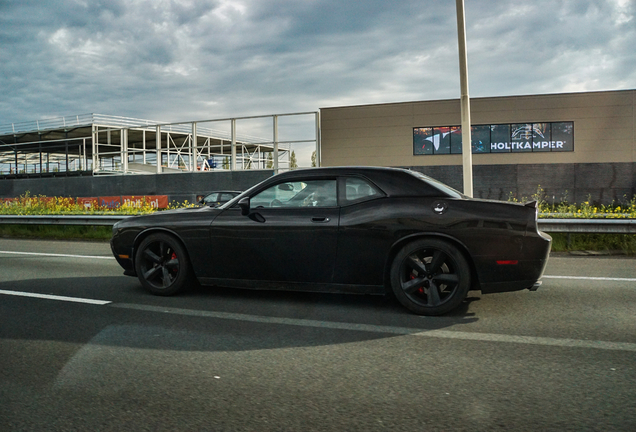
[320,89,636,204]
[0,170,273,204]
[408,162,636,205]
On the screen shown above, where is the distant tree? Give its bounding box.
[290,150,298,169]
[223,156,229,170]
[311,151,316,167]
[266,152,273,169]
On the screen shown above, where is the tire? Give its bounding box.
[390,239,471,315]
[134,233,192,296]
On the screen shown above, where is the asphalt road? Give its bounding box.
[1,238,635,431]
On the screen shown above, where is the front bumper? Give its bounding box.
[110,237,136,276]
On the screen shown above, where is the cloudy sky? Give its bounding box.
[1,0,634,126]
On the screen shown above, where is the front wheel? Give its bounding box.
[390,239,471,315]
[134,233,192,296]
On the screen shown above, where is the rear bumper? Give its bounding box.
[480,277,543,294]
[477,232,551,294]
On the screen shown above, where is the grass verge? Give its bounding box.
[0,225,112,241]
[547,232,636,255]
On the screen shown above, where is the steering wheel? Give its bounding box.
[271,199,283,208]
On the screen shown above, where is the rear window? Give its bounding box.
[406,171,463,199]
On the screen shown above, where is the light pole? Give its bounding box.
[456,0,473,197]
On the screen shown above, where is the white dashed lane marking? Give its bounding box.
[0,250,114,259]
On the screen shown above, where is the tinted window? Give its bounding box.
[450,126,462,154]
[532,123,551,152]
[204,193,219,202]
[407,171,463,198]
[413,128,434,155]
[433,127,451,154]
[511,123,533,152]
[415,121,573,154]
[343,177,382,204]
[552,122,574,151]
[490,124,511,153]
[251,179,337,208]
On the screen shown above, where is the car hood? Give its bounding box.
[114,206,219,229]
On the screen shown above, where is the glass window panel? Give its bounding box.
[511,123,533,152]
[344,177,382,204]
[413,128,433,155]
[204,193,220,203]
[219,193,237,202]
[471,125,491,153]
[490,124,511,153]
[551,122,574,151]
[252,179,337,208]
[532,123,551,152]
[450,126,462,154]
[433,127,451,154]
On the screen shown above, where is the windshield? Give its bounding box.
[217,178,272,209]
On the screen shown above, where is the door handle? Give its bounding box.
[311,217,330,223]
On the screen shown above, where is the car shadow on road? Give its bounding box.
[1,276,480,354]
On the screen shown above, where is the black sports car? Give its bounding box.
[110,167,551,315]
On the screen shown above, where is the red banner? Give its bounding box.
[121,196,144,208]
[99,196,122,209]
[77,197,99,209]
[2,195,169,209]
[145,195,169,209]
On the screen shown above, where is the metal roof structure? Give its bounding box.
[0,112,319,178]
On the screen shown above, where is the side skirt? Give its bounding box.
[197,277,386,295]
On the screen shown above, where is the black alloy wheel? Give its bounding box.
[390,239,471,315]
[134,233,192,296]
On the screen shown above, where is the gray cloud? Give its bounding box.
[0,0,633,125]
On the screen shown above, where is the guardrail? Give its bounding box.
[1,215,636,233]
[0,215,129,226]
[537,219,636,234]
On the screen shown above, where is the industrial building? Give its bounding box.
[321,89,635,204]
[1,89,634,204]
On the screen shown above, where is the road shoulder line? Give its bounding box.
[0,289,112,305]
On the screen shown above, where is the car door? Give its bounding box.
[206,178,339,284]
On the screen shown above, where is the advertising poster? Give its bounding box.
[414,121,573,155]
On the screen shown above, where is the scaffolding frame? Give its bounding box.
[0,112,320,177]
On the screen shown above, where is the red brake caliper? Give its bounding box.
[171,252,177,273]
[410,273,425,294]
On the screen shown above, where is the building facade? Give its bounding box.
[320,89,636,204]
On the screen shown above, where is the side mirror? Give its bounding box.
[238,197,250,215]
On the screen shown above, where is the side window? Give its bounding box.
[251,179,337,208]
[343,177,383,204]
[204,192,219,203]
[219,193,235,202]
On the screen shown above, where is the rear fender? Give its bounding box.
[384,233,480,292]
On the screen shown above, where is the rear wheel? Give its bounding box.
[390,239,470,315]
[134,233,192,296]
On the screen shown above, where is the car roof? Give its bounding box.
[267,167,458,198]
